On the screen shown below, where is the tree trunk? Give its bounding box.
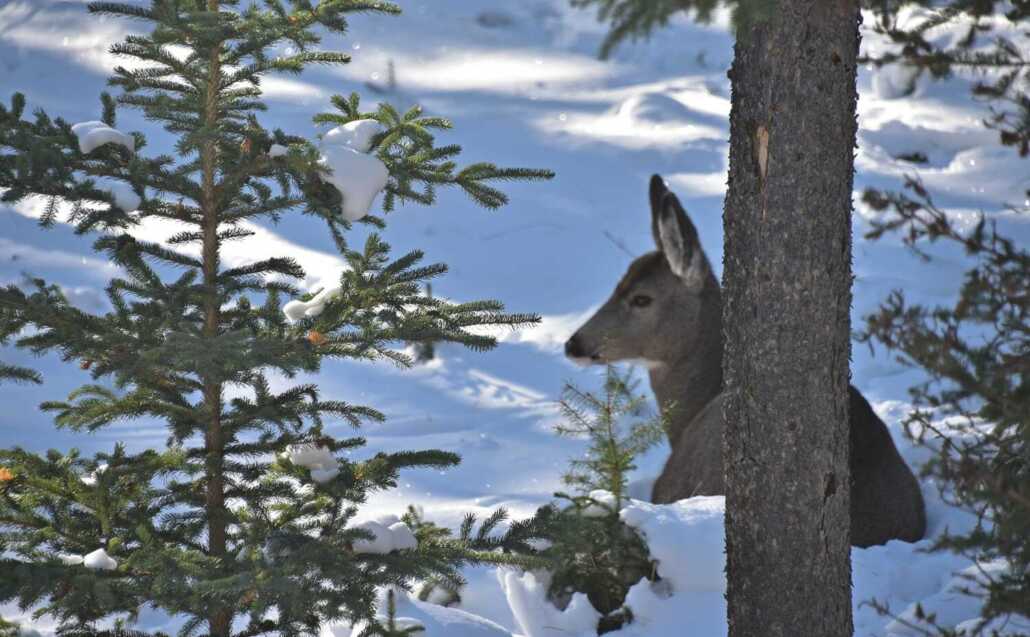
[721,2,859,636]
[202,3,230,637]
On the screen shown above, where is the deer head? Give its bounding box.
[565,175,720,372]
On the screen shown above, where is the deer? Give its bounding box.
[564,175,927,547]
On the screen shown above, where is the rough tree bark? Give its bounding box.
[721,1,859,635]
[202,3,230,637]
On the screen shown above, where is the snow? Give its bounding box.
[499,571,600,637]
[322,119,383,154]
[317,145,389,222]
[309,465,340,483]
[80,462,108,486]
[269,143,289,158]
[70,121,134,154]
[871,64,921,100]
[347,515,418,554]
[491,497,1024,637]
[578,489,617,517]
[351,520,393,554]
[341,590,512,637]
[316,119,389,221]
[612,92,694,125]
[620,497,725,595]
[284,443,336,469]
[82,548,117,571]
[283,282,344,323]
[389,522,419,551]
[56,553,83,565]
[284,443,341,483]
[94,178,141,212]
[3,1,1030,636]
[955,615,1030,637]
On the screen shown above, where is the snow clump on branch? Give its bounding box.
[282,282,343,323]
[317,119,388,222]
[350,514,418,554]
[283,443,342,484]
[81,463,108,486]
[71,121,134,154]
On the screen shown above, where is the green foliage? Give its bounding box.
[0,363,41,385]
[353,590,422,637]
[402,505,550,606]
[531,500,654,634]
[511,367,662,634]
[386,369,662,633]
[569,0,720,59]
[568,0,777,58]
[313,94,553,212]
[858,179,1029,634]
[555,366,667,506]
[0,1,551,636]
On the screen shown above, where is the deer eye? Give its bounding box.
[630,294,653,308]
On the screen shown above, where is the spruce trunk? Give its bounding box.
[202,3,229,636]
[721,2,859,635]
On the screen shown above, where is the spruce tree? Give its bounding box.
[508,367,663,634]
[0,2,551,636]
[553,366,666,509]
[859,183,1028,634]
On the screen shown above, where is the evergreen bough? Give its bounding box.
[0,2,552,637]
[524,367,665,635]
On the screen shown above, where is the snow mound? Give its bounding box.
[310,465,339,484]
[283,443,340,483]
[612,93,693,125]
[871,63,921,99]
[56,553,83,565]
[346,590,513,637]
[71,121,134,154]
[498,570,600,637]
[488,496,1012,637]
[884,560,1022,637]
[620,497,725,594]
[496,498,727,637]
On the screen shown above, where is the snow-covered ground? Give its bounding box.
[1,1,1028,636]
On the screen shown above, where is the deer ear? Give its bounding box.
[656,192,709,289]
[649,174,668,249]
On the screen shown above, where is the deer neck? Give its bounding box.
[647,288,723,441]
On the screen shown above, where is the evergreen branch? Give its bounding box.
[87,3,158,21]
[0,363,42,385]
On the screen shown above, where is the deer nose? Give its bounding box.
[565,335,585,359]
